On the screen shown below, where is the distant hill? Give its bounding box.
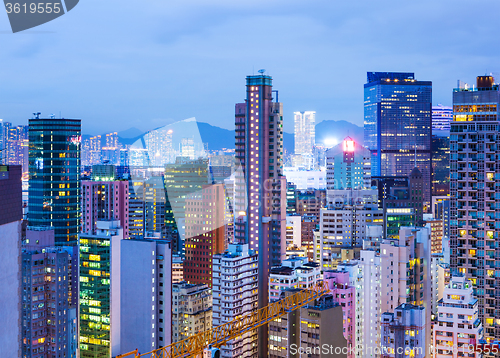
[83,120,363,154]
[118,127,143,139]
[315,120,364,147]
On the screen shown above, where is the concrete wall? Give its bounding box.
[0,220,21,357]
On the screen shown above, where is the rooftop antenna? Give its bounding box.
[33,112,41,119]
[258,69,266,75]
[50,114,55,119]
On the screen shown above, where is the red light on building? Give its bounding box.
[343,140,355,152]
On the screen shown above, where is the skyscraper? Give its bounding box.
[364,72,432,207]
[293,111,316,168]
[294,111,316,156]
[28,116,81,245]
[450,75,500,341]
[234,73,287,355]
[432,104,453,132]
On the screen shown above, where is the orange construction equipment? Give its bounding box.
[117,281,329,358]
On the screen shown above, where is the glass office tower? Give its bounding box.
[364,72,432,208]
[28,117,81,245]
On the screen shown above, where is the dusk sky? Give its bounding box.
[1,0,499,135]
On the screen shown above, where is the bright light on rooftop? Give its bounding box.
[324,138,338,147]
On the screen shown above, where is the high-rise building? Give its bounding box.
[128,179,145,239]
[294,111,316,156]
[22,227,77,358]
[296,189,326,221]
[172,254,184,283]
[233,74,287,337]
[0,165,23,357]
[381,304,426,358]
[293,111,316,169]
[432,196,450,244]
[164,157,210,254]
[301,214,317,261]
[79,221,172,357]
[432,275,482,358]
[28,117,81,245]
[268,256,321,302]
[183,184,227,287]
[326,137,371,190]
[317,191,383,269]
[432,134,450,196]
[144,175,166,234]
[371,171,425,234]
[82,169,129,238]
[172,282,212,343]
[3,123,29,174]
[364,72,432,207]
[89,135,102,165]
[213,243,258,358]
[268,292,347,358]
[432,104,453,132]
[380,226,432,349]
[450,75,500,341]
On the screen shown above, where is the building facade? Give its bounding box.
[364,72,432,207]
[432,275,483,358]
[82,175,129,238]
[0,165,23,357]
[28,117,81,245]
[183,184,227,287]
[212,243,258,358]
[233,73,287,336]
[450,75,500,341]
[326,137,371,190]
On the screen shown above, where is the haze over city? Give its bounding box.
[2,0,499,134]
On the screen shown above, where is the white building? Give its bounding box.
[269,256,321,302]
[355,250,381,358]
[317,195,383,269]
[294,110,316,159]
[431,253,445,315]
[285,215,301,248]
[283,167,326,190]
[381,304,426,358]
[432,276,483,358]
[212,243,258,358]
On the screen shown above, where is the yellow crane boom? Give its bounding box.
[117,281,329,358]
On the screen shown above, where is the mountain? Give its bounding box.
[118,127,144,139]
[83,120,363,154]
[315,120,364,146]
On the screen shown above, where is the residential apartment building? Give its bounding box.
[433,275,483,358]
[450,75,500,340]
[171,281,211,343]
[212,243,258,358]
[269,256,321,302]
[381,304,426,358]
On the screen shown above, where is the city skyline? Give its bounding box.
[1,0,499,134]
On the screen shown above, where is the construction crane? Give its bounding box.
[116,281,329,358]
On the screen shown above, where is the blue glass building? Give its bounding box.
[28,117,81,245]
[364,72,432,207]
